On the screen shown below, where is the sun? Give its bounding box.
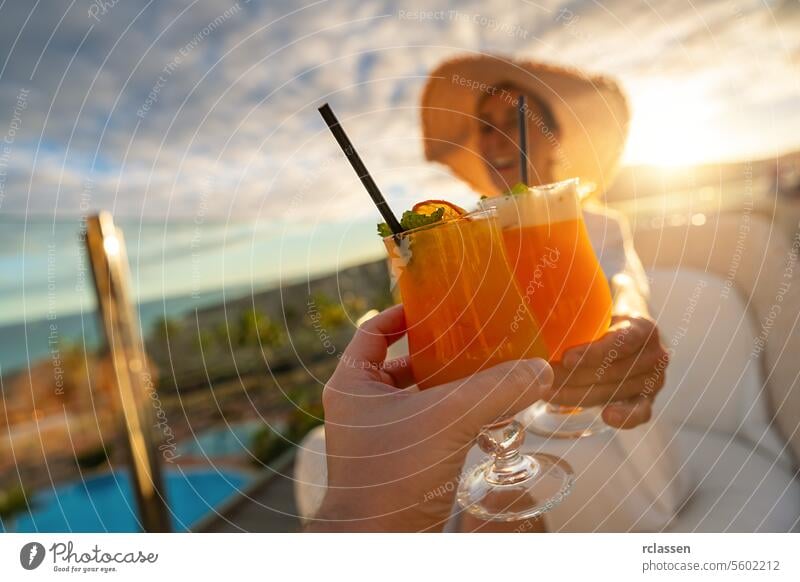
[622,81,718,167]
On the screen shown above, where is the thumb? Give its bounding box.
[427,359,553,435]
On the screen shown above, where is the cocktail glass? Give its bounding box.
[384,209,574,521]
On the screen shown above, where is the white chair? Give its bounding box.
[633,212,800,466]
[645,268,799,531]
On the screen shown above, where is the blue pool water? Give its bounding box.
[1,468,251,533]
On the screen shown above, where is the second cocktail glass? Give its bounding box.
[384,209,574,521]
[479,178,614,439]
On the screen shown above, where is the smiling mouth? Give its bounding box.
[490,157,517,172]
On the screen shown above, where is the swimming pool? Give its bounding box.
[1,468,251,533]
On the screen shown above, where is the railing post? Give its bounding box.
[85,211,171,533]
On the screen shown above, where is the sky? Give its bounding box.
[0,0,798,224]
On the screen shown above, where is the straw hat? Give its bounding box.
[420,54,630,197]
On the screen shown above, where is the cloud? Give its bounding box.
[0,0,798,220]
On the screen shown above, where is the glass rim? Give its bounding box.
[530,177,579,193]
[479,177,580,202]
[381,208,496,241]
[476,178,581,210]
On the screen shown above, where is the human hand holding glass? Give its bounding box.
[311,305,554,532]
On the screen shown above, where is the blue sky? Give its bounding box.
[0,0,798,222]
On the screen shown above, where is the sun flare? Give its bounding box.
[623,81,718,167]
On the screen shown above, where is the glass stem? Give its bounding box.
[477,419,540,486]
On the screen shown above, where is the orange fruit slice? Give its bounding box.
[412,199,467,220]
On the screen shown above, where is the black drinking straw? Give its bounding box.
[518,94,529,186]
[317,103,404,235]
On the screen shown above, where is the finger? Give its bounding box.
[552,344,668,387]
[602,397,652,429]
[342,304,407,365]
[382,355,416,388]
[562,317,655,369]
[423,359,553,435]
[543,371,662,407]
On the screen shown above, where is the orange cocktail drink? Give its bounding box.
[383,210,547,389]
[479,179,612,438]
[501,215,612,362]
[503,219,611,360]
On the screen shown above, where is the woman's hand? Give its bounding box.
[545,315,670,429]
[310,304,554,532]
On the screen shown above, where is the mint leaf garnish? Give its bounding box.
[377,222,393,237]
[504,183,529,196]
[377,207,445,237]
[400,207,444,230]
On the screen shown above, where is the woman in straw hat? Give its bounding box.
[421,54,688,531]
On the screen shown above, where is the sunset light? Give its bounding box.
[624,80,719,167]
